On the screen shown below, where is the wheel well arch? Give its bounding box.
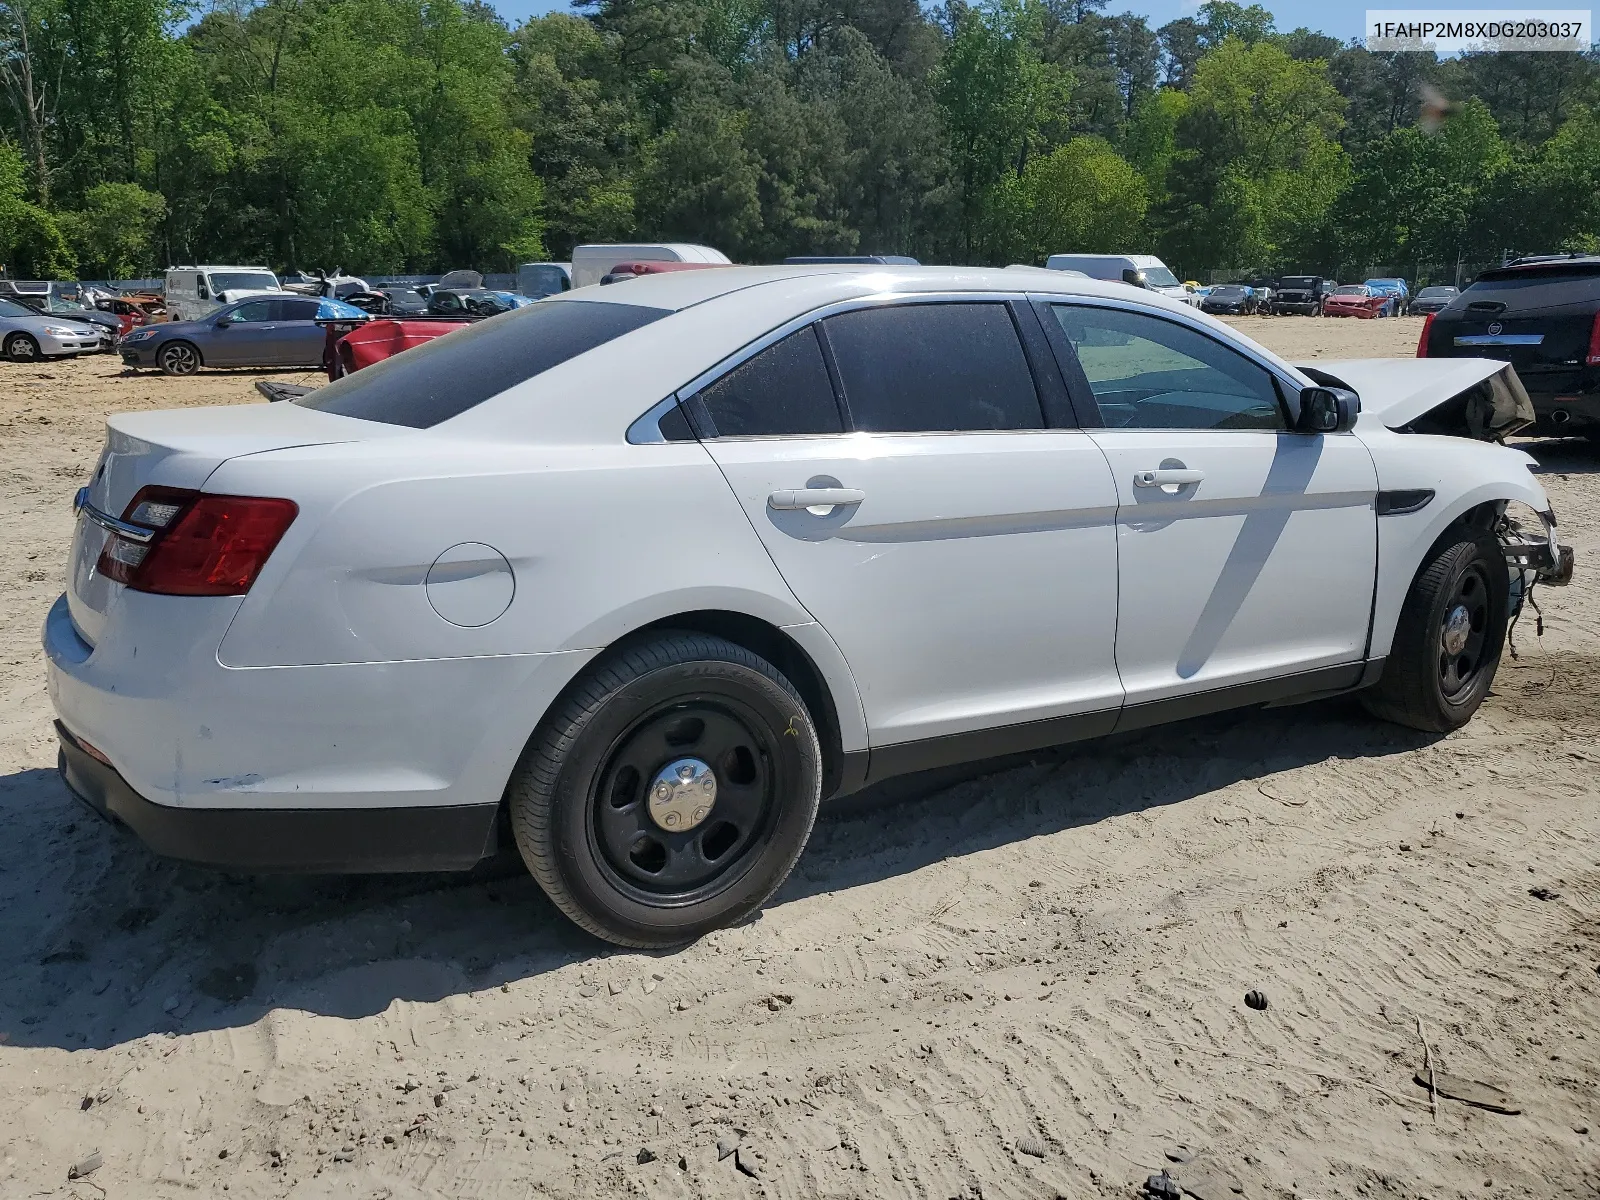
[628,609,849,799]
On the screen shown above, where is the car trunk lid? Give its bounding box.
[67,402,398,646]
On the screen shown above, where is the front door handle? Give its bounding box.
[768,488,866,511]
[1133,469,1205,488]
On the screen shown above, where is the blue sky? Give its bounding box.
[485,0,1401,43]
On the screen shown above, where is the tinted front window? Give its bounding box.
[697,326,843,437]
[1049,305,1283,431]
[1280,277,1316,289]
[824,303,1043,432]
[0,298,33,317]
[229,301,275,322]
[295,299,668,428]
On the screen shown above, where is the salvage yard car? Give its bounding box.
[1199,284,1257,315]
[0,296,111,360]
[120,295,367,374]
[48,265,1572,949]
[1418,254,1600,439]
[1408,285,1459,315]
[1323,284,1392,319]
[1272,275,1338,316]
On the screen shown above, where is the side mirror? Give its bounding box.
[1121,268,1144,287]
[1297,385,1360,434]
[214,318,231,329]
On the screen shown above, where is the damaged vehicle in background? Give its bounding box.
[1418,254,1600,439]
[1408,285,1459,315]
[0,296,111,360]
[1199,284,1258,315]
[120,295,367,375]
[47,265,1571,951]
[1323,284,1392,319]
[1272,276,1339,315]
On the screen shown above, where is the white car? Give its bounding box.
[46,267,1572,948]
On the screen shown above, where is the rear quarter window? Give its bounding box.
[295,300,669,428]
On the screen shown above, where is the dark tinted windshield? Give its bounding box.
[1280,277,1316,289]
[208,272,280,293]
[1211,287,1247,297]
[1417,287,1457,298]
[295,299,669,428]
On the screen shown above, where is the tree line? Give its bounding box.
[0,0,1596,282]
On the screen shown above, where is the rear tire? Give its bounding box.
[508,633,822,948]
[1361,526,1509,733]
[158,340,201,376]
[5,332,39,361]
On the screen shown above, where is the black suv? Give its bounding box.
[1421,255,1600,438]
[1272,276,1338,315]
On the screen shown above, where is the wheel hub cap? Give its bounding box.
[1442,603,1472,656]
[647,758,717,832]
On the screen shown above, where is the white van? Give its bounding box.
[165,266,286,322]
[569,244,730,290]
[1044,254,1197,306]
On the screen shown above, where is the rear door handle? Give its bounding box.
[1133,469,1205,488]
[768,488,866,511]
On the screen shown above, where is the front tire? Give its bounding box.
[508,633,822,948]
[5,332,39,361]
[1361,526,1509,733]
[158,340,201,376]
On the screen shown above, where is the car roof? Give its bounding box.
[556,263,1167,313]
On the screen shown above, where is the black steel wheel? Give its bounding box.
[591,699,781,901]
[157,340,201,376]
[1361,524,1509,733]
[1437,561,1491,704]
[5,332,39,362]
[508,632,822,948]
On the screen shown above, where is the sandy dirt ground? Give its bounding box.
[1,318,1597,1200]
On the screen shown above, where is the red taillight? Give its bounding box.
[95,486,297,596]
[1417,311,1435,358]
[1588,311,1600,366]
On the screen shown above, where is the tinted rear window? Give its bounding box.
[295,300,669,428]
[824,303,1043,432]
[1463,269,1600,308]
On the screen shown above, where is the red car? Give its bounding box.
[324,261,734,378]
[326,317,473,378]
[1321,284,1390,319]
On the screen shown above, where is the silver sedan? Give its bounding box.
[0,297,109,361]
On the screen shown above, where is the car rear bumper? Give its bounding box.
[1528,388,1600,433]
[56,721,499,872]
[43,591,591,872]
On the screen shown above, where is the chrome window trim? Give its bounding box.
[625,395,684,445]
[1028,291,1312,426]
[623,287,1316,444]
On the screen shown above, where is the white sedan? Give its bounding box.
[46,267,1572,947]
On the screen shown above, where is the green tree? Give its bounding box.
[62,181,166,277]
[937,0,1068,255]
[1020,135,1146,257]
[1159,38,1349,269]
